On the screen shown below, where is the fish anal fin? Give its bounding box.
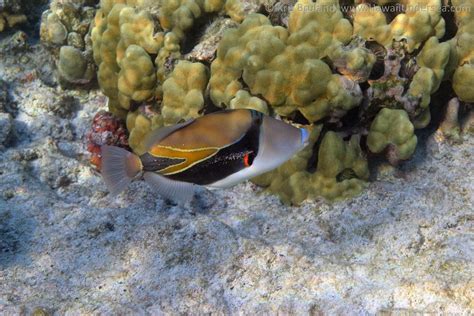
[144,172,198,203]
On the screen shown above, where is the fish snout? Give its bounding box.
[300,127,310,147]
[251,116,307,174]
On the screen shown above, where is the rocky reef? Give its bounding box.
[40,0,98,87]
[46,0,473,203]
[0,0,473,314]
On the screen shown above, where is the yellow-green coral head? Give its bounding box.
[100,109,309,202]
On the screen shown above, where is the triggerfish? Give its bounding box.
[101,109,310,202]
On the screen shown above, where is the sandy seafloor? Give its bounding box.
[0,34,473,315]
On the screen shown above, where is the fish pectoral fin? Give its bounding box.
[144,172,198,203]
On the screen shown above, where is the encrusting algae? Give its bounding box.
[37,0,474,204]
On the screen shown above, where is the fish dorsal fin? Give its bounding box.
[143,171,198,203]
[143,119,195,151]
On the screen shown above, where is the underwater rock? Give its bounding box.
[47,95,80,119]
[0,30,28,52]
[184,17,239,62]
[0,79,9,113]
[0,18,473,314]
[57,45,95,86]
[41,0,473,203]
[40,0,97,87]
[0,112,12,147]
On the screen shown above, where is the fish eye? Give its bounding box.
[243,152,255,167]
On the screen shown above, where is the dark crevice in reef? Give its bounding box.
[202,94,223,114]
[458,102,473,129]
[339,0,355,21]
[2,0,50,42]
[320,56,335,71]
[440,2,459,41]
[128,100,144,113]
[368,62,385,81]
[408,40,426,59]
[181,13,219,55]
[399,56,418,80]
[425,81,457,132]
[400,81,457,173]
[257,3,271,16]
[195,56,212,70]
[366,151,390,181]
[359,81,370,91]
[306,126,328,173]
[338,105,363,132]
[288,110,310,125]
[366,41,386,80]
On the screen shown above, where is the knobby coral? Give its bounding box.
[40,0,98,86]
[42,0,473,203]
[90,0,248,118]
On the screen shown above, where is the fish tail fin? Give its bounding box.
[100,145,143,196]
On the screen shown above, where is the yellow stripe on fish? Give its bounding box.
[149,145,219,175]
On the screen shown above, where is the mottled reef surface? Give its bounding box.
[0,34,473,315]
